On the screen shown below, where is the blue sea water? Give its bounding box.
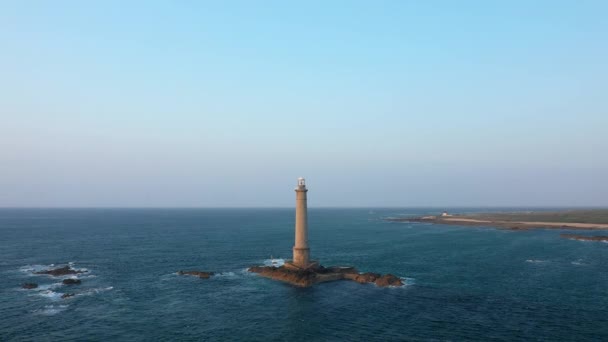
[1,208,608,341]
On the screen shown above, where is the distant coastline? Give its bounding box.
[386,209,608,230]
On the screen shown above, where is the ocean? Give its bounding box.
[1,208,607,341]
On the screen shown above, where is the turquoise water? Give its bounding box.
[1,208,607,341]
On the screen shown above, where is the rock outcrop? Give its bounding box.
[374,274,404,287]
[177,270,214,279]
[35,266,85,277]
[344,272,381,284]
[61,293,75,299]
[248,265,404,288]
[22,283,38,289]
[248,266,318,287]
[62,279,82,285]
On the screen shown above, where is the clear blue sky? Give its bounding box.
[1,1,606,207]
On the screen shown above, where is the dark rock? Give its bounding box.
[248,266,273,273]
[62,278,82,285]
[35,266,84,277]
[326,266,358,274]
[177,270,214,279]
[374,274,404,287]
[249,265,405,288]
[22,283,38,289]
[61,293,75,299]
[248,266,318,287]
[353,272,381,284]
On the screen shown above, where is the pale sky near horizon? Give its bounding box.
[1,1,607,207]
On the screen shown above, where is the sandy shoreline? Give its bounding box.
[439,217,608,229]
[386,212,608,230]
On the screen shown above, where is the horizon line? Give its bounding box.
[1,206,607,210]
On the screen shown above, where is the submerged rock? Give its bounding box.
[177,270,214,279]
[35,266,85,277]
[62,279,82,285]
[22,283,38,289]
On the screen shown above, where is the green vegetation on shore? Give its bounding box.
[463,209,608,224]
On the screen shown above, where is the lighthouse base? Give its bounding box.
[283,260,320,271]
[248,264,405,287]
[292,247,312,268]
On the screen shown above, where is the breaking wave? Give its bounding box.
[240,268,255,276]
[17,262,112,316]
[525,259,547,264]
[75,287,114,297]
[263,258,285,267]
[402,277,416,286]
[34,283,63,291]
[37,290,62,301]
[571,259,587,266]
[214,272,237,278]
[34,305,69,316]
[19,263,90,278]
[19,264,53,274]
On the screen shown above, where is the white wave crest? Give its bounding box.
[76,286,114,297]
[214,272,237,278]
[240,268,255,276]
[402,277,416,286]
[263,258,285,267]
[37,290,62,300]
[78,274,97,279]
[36,283,63,291]
[19,264,52,274]
[19,263,90,277]
[525,259,547,263]
[34,305,68,316]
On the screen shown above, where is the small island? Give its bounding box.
[248,178,405,288]
[386,209,608,230]
[35,265,87,276]
[249,264,403,287]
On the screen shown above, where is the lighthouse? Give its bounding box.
[291,177,314,269]
[247,177,404,287]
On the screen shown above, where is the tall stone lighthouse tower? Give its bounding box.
[292,177,311,268]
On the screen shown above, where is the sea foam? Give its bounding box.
[263,258,285,267]
[34,305,69,316]
[214,272,237,278]
[37,290,62,301]
[77,286,114,297]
